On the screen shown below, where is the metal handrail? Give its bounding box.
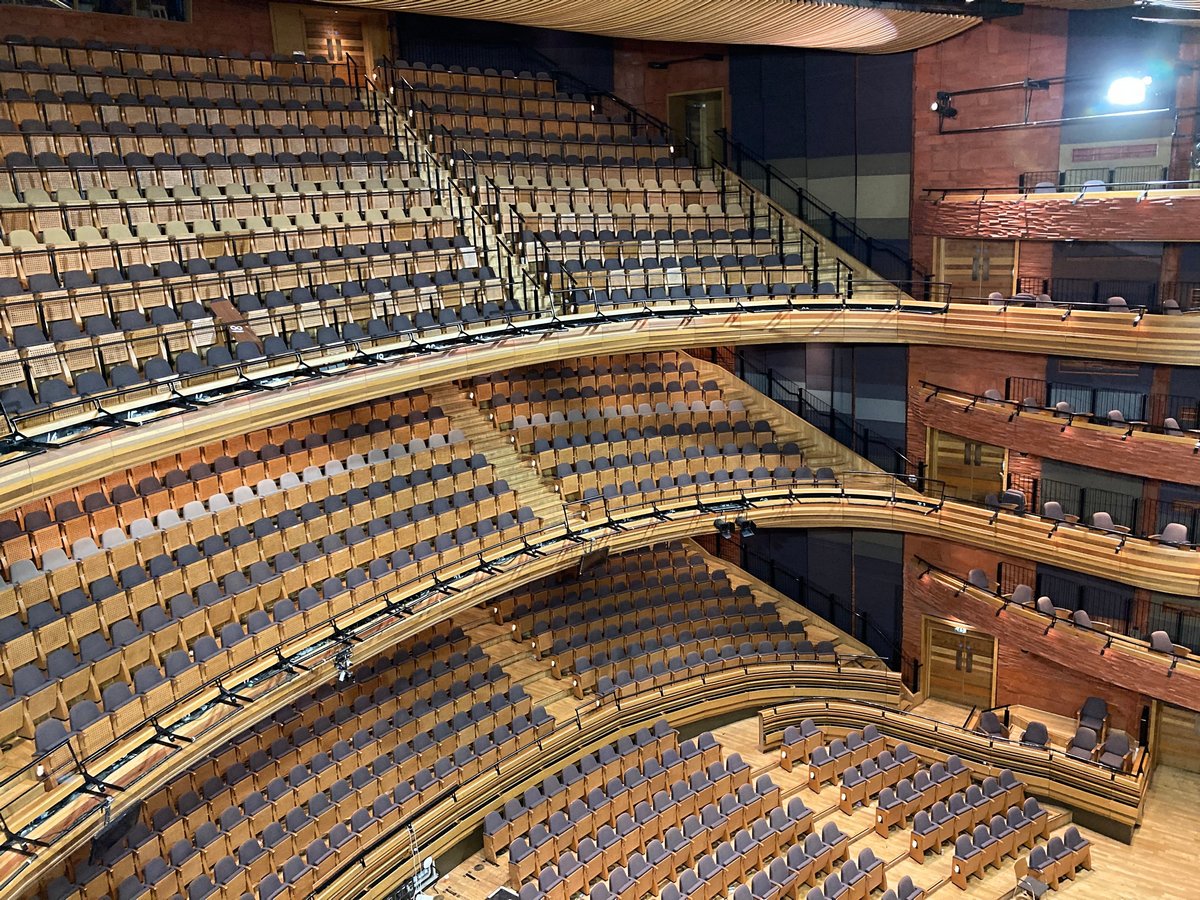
[916,555,1198,676]
[739,542,906,671]
[740,355,922,477]
[711,128,930,292]
[0,474,945,882]
[922,178,1200,199]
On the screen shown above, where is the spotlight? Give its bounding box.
[1107,75,1152,106]
[931,92,957,119]
[735,514,756,538]
[714,517,735,539]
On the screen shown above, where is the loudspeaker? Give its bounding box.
[579,545,609,574]
[90,799,143,862]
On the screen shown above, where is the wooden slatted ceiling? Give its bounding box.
[331,0,981,53]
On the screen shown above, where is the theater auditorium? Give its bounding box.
[0,0,1192,897]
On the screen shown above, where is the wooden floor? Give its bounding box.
[436,551,1195,900]
[434,709,1200,900]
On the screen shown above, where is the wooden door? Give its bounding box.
[936,238,1017,299]
[1153,702,1200,773]
[924,619,995,708]
[927,429,1006,504]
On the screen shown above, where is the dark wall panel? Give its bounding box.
[392,12,614,91]
[729,46,913,162]
[741,529,904,665]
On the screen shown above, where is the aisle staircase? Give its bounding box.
[427,383,567,525]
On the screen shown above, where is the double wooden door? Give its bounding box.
[924,619,996,708]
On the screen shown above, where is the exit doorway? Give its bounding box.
[668,90,725,167]
[923,618,996,708]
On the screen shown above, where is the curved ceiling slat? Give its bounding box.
[333,0,982,53]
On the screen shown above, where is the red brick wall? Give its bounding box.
[911,386,1200,487]
[909,8,1069,273]
[903,537,1156,732]
[0,0,275,56]
[906,345,1048,466]
[611,39,728,128]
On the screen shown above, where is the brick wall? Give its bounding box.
[0,0,275,56]
[910,384,1200,487]
[611,39,728,127]
[903,536,1156,732]
[906,345,1048,466]
[909,7,1069,273]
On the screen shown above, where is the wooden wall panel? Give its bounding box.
[935,238,1016,298]
[1155,702,1200,772]
[915,191,1200,244]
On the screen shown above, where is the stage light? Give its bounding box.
[1107,75,1152,106]
[714,517,735,539]
[931,92,957,119]
[735,514,756,538]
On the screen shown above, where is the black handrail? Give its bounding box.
[712,128,931,295]
[740,542,906,674]
[739,354,922,480]
[917,555,1199,673]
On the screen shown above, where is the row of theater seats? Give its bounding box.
[777,711,1090,898]
[489,538,853,707]
[975,697,1138,773]
[1015,827,1092,889]
[35,617,555,900]
[0,37,544,426]
[0,173,436,238]
[466,352,825,516]
[498,712,940,900]
[0,390,543,766]
[0,38,827,436]
[0,34,346,75]
[391,53,845,306]
[497,723,843,900]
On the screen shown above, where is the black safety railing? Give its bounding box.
[741,356,922,481]
[712,129,932,297]
[1019,165,1171,193]
[349,53,543,303]
[923,378,1198,439]
[0,473,939,886]
[1016,276,1200,315]
[0,281,960,468]
[925,555,1199,666]
[739,543,906,676]
[925,176,1200,199]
